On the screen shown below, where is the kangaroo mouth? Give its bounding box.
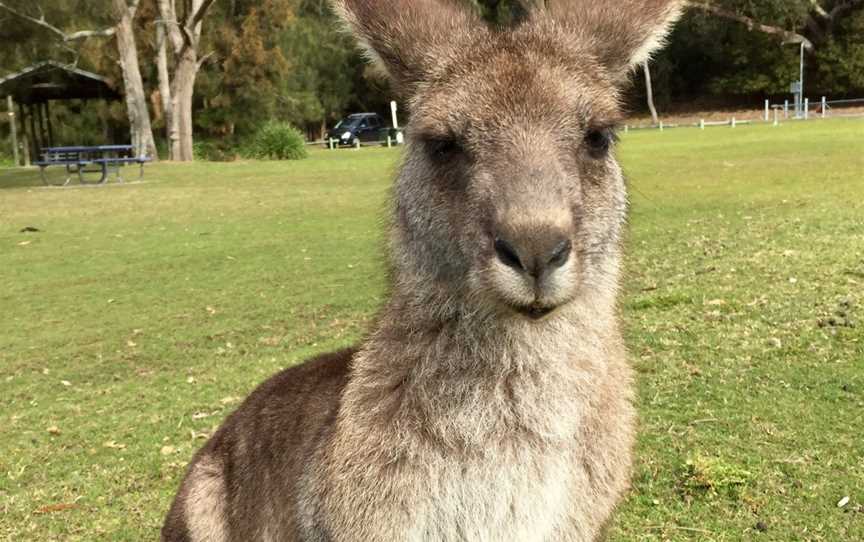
[510,303,557,320]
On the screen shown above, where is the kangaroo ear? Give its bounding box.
[331,0,482,95]
[542,0,684,78]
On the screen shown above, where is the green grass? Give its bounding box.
[1,120,862,540]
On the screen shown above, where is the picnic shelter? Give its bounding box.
[0,61,121,165]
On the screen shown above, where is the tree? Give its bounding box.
[642,62,660,125]
[688,0,864,50]
[156,0,216,161]
[0,0,157,159]
[194,0,293,138]
[278,4,360,137]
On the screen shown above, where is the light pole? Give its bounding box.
[787,40,806,118]
[799,41,805,118]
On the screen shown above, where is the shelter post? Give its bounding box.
[35,102,46,155]
[18,102,30,167]
[6,96,18,166]
[28,104,39,160]
[45,101,54,147]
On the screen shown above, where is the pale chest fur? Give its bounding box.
[403,445,580,541]
[315,431,588,542]
[313,326,617,541]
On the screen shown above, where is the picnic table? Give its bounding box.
[35,145,151,186]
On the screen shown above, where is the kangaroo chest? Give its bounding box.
[406,446,578,542]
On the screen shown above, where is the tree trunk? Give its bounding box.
[156,21,176,160]
[157,0,214,162]
[171,51,198,161]
[643,61,659,126]
[113,0,158,160]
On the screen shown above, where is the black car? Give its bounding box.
[326,113,387,146]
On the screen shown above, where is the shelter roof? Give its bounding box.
[0,61,121,104]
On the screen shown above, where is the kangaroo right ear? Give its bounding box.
[331,0,482,96]
[540,0,684,80]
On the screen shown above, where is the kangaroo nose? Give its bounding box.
[494,234,572,279]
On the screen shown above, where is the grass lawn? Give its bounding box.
[1,119,862,540]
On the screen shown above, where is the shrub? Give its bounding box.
[249,122,308,160]
[193,140,239,162]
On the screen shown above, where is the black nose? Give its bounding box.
[494,234,572,279]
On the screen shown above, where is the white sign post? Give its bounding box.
[390,101,404,145]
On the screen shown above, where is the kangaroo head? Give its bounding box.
[334,0,683,322]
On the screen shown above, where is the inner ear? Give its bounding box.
[332,0,486,95]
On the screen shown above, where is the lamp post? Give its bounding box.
[799,41,805,118]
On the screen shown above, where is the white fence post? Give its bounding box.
[659,121,664,132]
[784,100,789,119]
[699,119,705,130]
[731,117,736,128]
[354,138,361,150]
[624,125,629,134]
[804,98,809,120]
[764,99,770,122]
[821,96,827,118]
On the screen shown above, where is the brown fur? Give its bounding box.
[162,1,684,540]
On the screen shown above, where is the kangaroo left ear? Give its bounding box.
[536,0,685,79]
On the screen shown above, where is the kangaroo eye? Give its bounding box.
[427,138,463,160]
[584,128,615,158]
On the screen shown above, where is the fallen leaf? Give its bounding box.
[47,426,61,435]
[103,440,126,450]
[160,445,177,456]
[706,299,726,306]
[17,240,32,246]
[838,496,850,508]
[206,306,217,315]
[186,376,196,384]
[60,380,71,387]
[34,503,76,514]
[220,396,240,405]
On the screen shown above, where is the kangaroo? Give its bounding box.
[161,1,683,540]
